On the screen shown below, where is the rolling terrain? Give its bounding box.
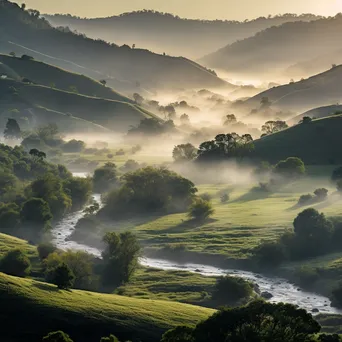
[45,12,320,59]
[0,1,230,93]
[200,15,342,80]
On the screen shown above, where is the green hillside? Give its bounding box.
[289,104,342,125]
[0,272,214,342]
[0,78,159,132]
[0,54,134,103]
[0,1,230,92]
[253,114,342,164]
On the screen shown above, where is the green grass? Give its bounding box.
[117,267,216,304]
[0,272,214,342]
[253,114,342,164]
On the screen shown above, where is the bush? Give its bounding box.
[43,331,73,342]
[293,266,319,288]
[62,139,86,153]
[187,198,214,221]
[37,242,56,260]
[314,188,328,201]
[93,162,118,193]
[51,263,75,289]
[252,240,287,268]
[298,194,314,206]
[213,276,253,304]
[273,157,305,179]
[0,249,31,277]
[199,193,212,201]
[220,193,229,203]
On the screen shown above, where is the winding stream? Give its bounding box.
[51,172,342,315]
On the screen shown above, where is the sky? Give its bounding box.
[20,0,342,20]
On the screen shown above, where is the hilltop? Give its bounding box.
[200,15,342,79]
[0,1,229,93]
[253,114,342,164]
[0,78,159,133]
[0,272,214,342]
[45,11,321,60]
[243,65,342,113]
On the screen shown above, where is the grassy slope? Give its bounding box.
[0,272,214,342]
[244,65,342,112]
[0,78,160,132]
[0,54,134,103]
[253,115,342,164]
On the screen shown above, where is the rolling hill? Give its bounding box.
[45,12,320,60]
[0,78,159,133]
[243,65,342,113]
[253,114,342,164]
[0,272,214,342]
[200,15,342,79]
[0,1,230,93]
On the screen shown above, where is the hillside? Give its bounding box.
[0,1,230,93]
[0,54,134,103]
[200,15,342,79]
[0,78,159,133]
[0,272,214,342]
[243,65,342,113]
[253,115,342,164]
[289,104,342,125]
[45,12,320,60]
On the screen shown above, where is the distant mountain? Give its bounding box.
[289,104,342,125]
[200,15,342,79]
[44,11,321,60]
[253,114,342,164]
[0,1,229,94]
[243,65,342,113]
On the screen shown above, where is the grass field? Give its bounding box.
[0,272,214,342]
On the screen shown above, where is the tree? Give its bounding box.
[165,105,176,120]
[29,148,46,160]
[9,51,16,57]
[133,93,144,105]
[4,118,21,140]
[37,243,56,260]
[21,3,26,10]
[252,241,286,268]
[187,198,214,221]
[99,79,107,86]
[172,143,197,162]
[128,118,164,136]
[180,113,190,125]
[0,249,31,277]
[260,96,271,109]
[223,114,237,126]
[301,116,312,124]
[102,232,141,286]
[51,263,75,289]
[261,120,288,135]
[213,276,253,304]
[20,198,52,231]
[62,139,85,153]
[293,208,333,256]
[21,54,34,60]
[273,157,305,178]
[42,331,73,342]
[314,188,328,201]
[93,162,118,193]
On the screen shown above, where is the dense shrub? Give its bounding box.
[50,263,75,289]
[187,198,214,221]
[273,157,305,179]
[37,242,56,260]
[62,139,86,153]
[0,249,31,277]
[298,194,314,206]
[93,162,118,193]
[252,240,286,268]
[63,177,92,209]
[213,276,253,304]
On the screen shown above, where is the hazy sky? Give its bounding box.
[20,0,342,20]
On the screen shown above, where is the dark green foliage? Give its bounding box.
[0,249,31,277]
[273,157,305,178]
[120,159,140,173]
[37,242,56,260]
[197,133,254,162]
[213,276,253,304]
[318,334,342,342]
[298,194,314,206]
[173,144,197,162]
[0,170,17,196]
[62,139,86,153]
[103,167,197,217]
[301,116,312,124]
[223,114,237,126]
[161,326,194,342]
[63,177,92,209]
[164,301,320,342]
[102,232,140,287]
[128,118,175,136]
[93,162,118,193]
[252,240,286,268]
[4,118,21,139]
[187,198,214,221]
[0,202,21,233]
[314,188,328,201]
[42,331,73,342]
[261,120,288,135]
[51,263,75,289]
[100,335,119,342]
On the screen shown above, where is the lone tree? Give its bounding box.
[273,157,305,178]
[4,118,21,140]
[99,79,107,86]
[187,198,214,221]
[172,143,197,162]
[51,263,75,289]
[261,120,288,135]
[223,114,237,126]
